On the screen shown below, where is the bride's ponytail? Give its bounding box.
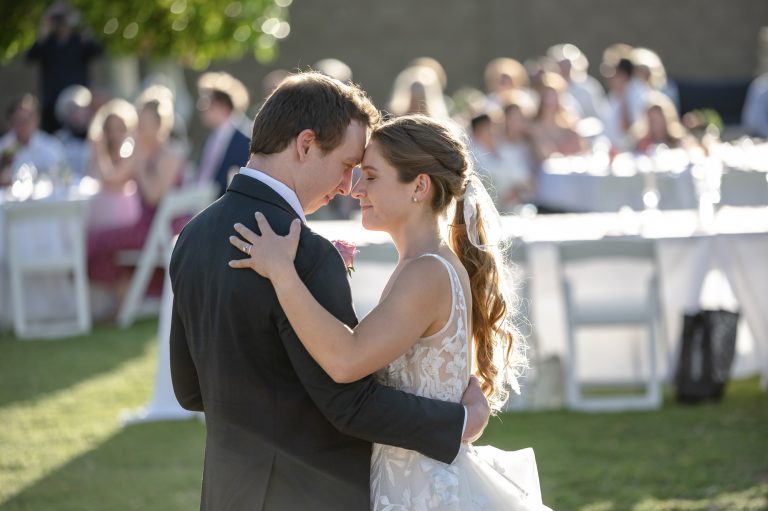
[450,182,520,412]
[372,115,525,412]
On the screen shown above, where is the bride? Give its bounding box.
[228,115,551,510]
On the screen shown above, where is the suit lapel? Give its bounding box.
[226,173,302,221]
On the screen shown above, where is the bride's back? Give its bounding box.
[376,252,472,404]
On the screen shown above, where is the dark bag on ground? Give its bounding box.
[675,310,738,403]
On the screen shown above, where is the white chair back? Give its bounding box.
[117,184,217,327]
[4,197,91,338]
[558,236,663,411]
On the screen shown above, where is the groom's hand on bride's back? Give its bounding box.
[461,376,490,443]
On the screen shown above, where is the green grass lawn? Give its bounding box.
[1,321,766,510]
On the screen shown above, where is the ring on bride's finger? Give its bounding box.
[245,243,252,255]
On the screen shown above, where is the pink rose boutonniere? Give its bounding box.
[332,239,358,277]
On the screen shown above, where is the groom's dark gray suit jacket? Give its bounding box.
[170,174,465,511]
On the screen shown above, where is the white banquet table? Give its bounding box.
[310,207,768,390]
[503,207,768,386]
[1,185,93,337]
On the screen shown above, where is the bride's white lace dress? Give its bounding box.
[371,254,552,510]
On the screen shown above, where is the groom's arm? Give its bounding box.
[273,241,465,464]
[169,295,203,412]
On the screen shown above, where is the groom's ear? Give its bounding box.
[295,129,316,161]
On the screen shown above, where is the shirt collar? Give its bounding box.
[238,166,307,223]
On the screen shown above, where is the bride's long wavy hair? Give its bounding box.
[371,115,521,412]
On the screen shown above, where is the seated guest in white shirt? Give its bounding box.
[0,94,65,186]
[497,91,537,207]
[600,45,648,152]
[469,109,532,210]
[196,72,251,197]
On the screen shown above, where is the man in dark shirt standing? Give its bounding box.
[27,2,102,133]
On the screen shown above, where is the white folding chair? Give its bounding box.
[116,184,216,328]
[559,237,662,411]
[5,197,91,339]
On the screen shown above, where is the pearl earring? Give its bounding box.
[412,196,418,203]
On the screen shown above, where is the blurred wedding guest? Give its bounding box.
[86,98,141,230]
[631,47,679,110]
[600,44,647,152]
[26,1,102,133]
[411,56,454,112]
[314,58,353,83]
[484,57,536,107]
[54,84,92,179]
[388,65,450,120]
[529,72,586,161]
[0,94,65,186]
[469,112,502,186]
[497,91,537,206]
[87,87,185,315]
[633,92,699,153]
[196,71,251,197]
[411,57,447,92]
[468,105,530,210]
[742,71,768,138]
[526,56,583,121]
[547,43,607,119]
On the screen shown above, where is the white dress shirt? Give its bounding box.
[238,166,306,223]
[0,130,65,176]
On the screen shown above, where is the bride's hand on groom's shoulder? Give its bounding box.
[461,376,491,444]
[228,212,301,280]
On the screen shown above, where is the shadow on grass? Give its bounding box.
[0,319,158,408]
[480,378,768,510]
[0,420,205,511]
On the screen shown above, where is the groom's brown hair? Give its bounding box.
[249,71,380,156]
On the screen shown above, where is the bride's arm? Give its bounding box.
[229,213,448,383]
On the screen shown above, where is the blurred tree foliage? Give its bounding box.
[1,0,292,67]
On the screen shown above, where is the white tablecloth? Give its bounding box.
[535,147,768,213]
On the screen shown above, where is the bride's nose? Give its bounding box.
[351,178,366,199]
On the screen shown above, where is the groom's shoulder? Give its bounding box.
[297,224,336,260]
[295,225,345,277]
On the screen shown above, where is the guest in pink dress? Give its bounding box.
[86,98,141,230]
[87,86,185,317]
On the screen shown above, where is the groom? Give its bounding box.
[170,72,490,510]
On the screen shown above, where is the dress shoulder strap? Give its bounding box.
[417,253,467,313]
[418,253,456,290]
[417,254,472,377]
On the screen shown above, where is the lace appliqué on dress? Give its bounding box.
[370,254,552,511]
[371,254,469,510]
